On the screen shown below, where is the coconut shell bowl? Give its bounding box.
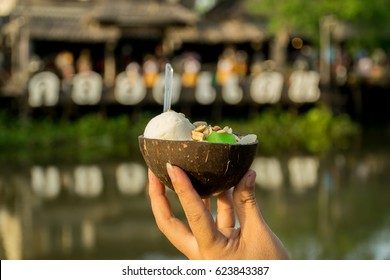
[138,136,258,198]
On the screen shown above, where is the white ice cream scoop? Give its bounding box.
[144,111,195,140]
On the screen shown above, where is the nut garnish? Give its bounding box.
[224,126,233,134]
[193,121,207,127]
[204,127,212,137]
[192,130,205,141]
[194,124,207,132]
[191,122,235,142]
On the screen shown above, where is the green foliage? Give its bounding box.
[0,107,359,162]
[244,0,390,48]
[221,105,360,154]
[0,112,150,162]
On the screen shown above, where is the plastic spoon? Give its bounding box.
[163,63,173,112]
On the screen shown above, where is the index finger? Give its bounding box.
[166,163,222,248]
[148,169,197,255]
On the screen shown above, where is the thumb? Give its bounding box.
[233,169,264,232]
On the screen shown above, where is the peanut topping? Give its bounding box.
[193,121,208,127]
[194,124,207,132]
[192,130,205,141]
[190,121,235,142]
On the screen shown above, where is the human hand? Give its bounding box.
[148,163,289,260]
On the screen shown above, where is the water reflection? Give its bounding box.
[28,163,147,200]
[1,149,390,260]
[252,157,284,191]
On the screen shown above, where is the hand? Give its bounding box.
[148,163,289,260]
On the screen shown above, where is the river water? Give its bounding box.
[1,127,389,260]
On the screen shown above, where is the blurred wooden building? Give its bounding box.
[0,0,201,95]
[0,0,267,96]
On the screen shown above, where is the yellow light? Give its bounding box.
[291,37,303,49]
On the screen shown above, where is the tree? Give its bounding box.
[244,0,390,69]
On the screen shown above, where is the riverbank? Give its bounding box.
[0,105,359,163]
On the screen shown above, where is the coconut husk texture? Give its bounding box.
[139,136,258,198]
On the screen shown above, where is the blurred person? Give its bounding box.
[142,55,159,88]
[125,62,142,85]
[234,50,248,79]
[216,47,236,86]
[55,50,74,78]
[148,164,289,260]
[76,49,92,73]
[54,50,75,91]
[181,53,201,88]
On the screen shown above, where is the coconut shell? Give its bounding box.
[138,135,258,198]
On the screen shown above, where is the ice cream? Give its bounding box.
[144,111,195,140]
[143,110,257,144]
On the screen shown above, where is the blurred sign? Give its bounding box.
[195,72,216,105]
[28,72,60,107]
[288,71,320,103]
[71,72,102,105]
[114,71,146,105]
[24,68,325,107]
[222,74,243,104]
[250,71,284,104]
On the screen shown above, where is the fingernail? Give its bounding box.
[148,169,153,180]
[246,170,256,187]
[166,162,176,182]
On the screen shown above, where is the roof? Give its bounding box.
[7,0,198,42]
[167,19,264,44]
[90,0,199,26]
[4,0,262,44]
[203,0,243,21]
[167,0,264,43]
[5,3,119,42]
[29,6,120,42]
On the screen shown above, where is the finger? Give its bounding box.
[166,163,221,248]
[233,169,265,234]
[148,169,197,255]
[233,170,290,259]
[216,189,235,230]
[203,198,211,211]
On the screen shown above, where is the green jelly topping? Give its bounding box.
[205,131,237,144]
